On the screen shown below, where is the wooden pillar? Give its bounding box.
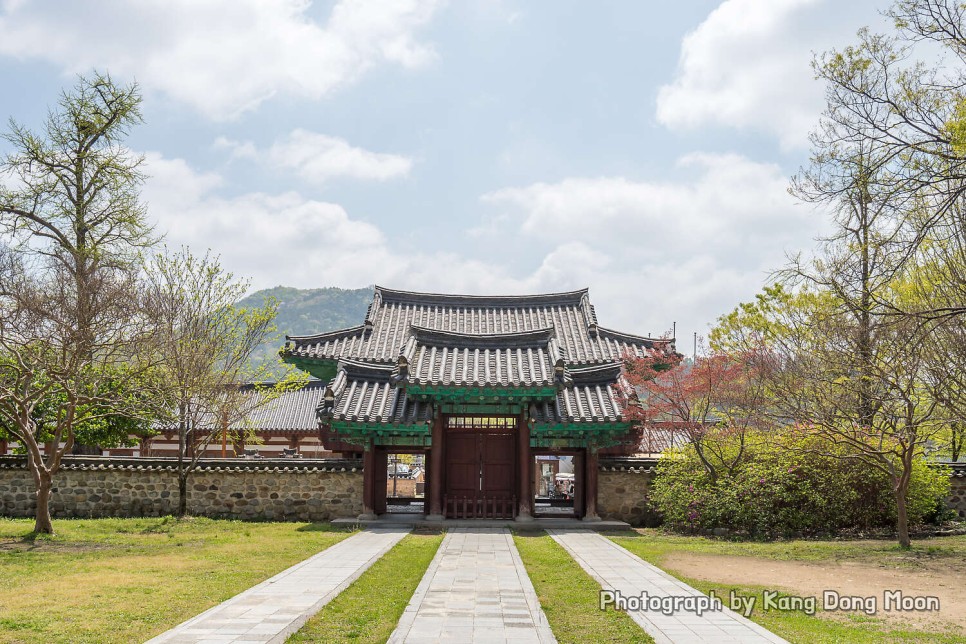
[0,437,7,455]
[583,446,601,522]
[573,451,585,518]
[516,414,533,521]
[427,415,445,520]
[360,439,377,520]
[289,435,299,450]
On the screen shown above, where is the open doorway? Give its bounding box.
[385,451,426,514]
[533,453,576,517]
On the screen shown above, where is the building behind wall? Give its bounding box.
[282,285,671,520]
[0,382,335,459]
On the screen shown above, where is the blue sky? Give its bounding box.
[0,0,890,343]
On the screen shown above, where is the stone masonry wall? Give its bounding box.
[948,469,966,519]
[0,457,363,521]
[1,456,961,525]
[597,460,661,527]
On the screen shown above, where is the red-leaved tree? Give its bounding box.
[621,342,772,482]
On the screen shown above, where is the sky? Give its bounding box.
[0,0,893,344]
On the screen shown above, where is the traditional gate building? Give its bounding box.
[281,286,667,521]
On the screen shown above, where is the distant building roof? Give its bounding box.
[156,381,326,435]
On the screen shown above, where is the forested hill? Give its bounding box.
[237,285,374,377]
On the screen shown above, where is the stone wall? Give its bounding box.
[0,457,363,521]
[948,466,966,518]
[2,456,961,525]
[597,458,661,527]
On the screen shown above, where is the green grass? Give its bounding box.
[608,529,966,569]
[610,531,966,643]
[289,531,444,643]
[513,531,652,644]
[0,517,355,644]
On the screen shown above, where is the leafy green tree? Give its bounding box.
[811,0,966,322]
[145,248,307,517]
[714,283,949,548]
[0,73,157,534]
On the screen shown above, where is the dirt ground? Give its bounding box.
[661,552,966,633]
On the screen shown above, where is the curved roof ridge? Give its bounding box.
[337,358,395,380]
[568,361,623,383]
[409,324,556,347]
[286,325,365,343]
[596,325,671,346]
[374,285,589,308]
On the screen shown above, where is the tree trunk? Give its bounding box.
[895,481,911,549]
[177,474,188,517]
[952,422,963,462]
[34,471,54,534]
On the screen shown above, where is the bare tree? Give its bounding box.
[145,248,307,517]
[0,72,158,533]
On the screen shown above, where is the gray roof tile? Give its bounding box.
[287,285,662,366]
[287,287,669,426]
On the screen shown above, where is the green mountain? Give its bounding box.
[237,285,374,377]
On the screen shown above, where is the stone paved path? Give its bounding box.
[147,527,410,644]
[549,530,788,644]
[388,528,556,643]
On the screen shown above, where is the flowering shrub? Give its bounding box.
[650,430,950,537]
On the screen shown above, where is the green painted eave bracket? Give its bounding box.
[281,355,339,382]
[329,421,432,447]
[530,422,634,449]
[438,402,525,414]
[407,384,558,402]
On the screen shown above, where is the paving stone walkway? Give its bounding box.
[147,527,410,644]
[389,528,556,644]
[549,530,788,644]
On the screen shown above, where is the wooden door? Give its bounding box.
[481,433,514,497]
[443,430,516,518]
[373,449,388,515]
[446,433,480,498]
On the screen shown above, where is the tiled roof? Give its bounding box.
[287,286,670,427]
[154,382,326,434]
[401,326,563,388]
[525,385,622,424]
[322,361,434,425]
[287,285,664,366]
[236,382,327,432]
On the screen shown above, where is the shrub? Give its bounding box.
[650,430,950,537]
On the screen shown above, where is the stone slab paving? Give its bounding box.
[147,527,410,644]
[389,528,556,644]
[549,530,788,644]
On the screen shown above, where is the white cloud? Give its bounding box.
[142,150,823,343]
[143,152,519,295]
[213,137,257,161]
[656,0,870,149]
[215,130,413,184]
[480,153,824,334]
[269,130,413,183]
[0,0,443,119]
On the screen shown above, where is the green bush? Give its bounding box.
[650,431,950,537]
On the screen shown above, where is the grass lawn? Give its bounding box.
[611,530,966,644]
[609,530,966,567]
[0,516,356,644]
[289,531,443,643]
[514,531,652,644]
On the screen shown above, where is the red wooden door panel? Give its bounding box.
[481,433,514,497]
[374,449,388,515]
[446,433,480,497]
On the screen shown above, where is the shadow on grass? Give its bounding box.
[603,528,641,539]
[296,522,355,533]
[139,516,179,534]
